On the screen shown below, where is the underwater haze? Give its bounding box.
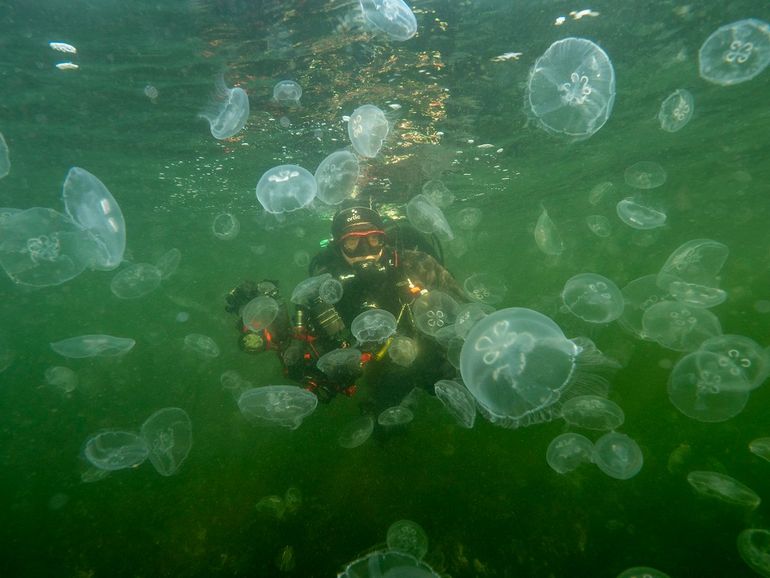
[1,0,770,576]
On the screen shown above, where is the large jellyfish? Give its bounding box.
[256,164,317,214]
[699,19,770,86]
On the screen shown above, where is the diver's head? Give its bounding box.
[331,201,387,268]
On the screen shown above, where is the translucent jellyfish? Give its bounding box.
[561,273,624,324]
[339,550,440,578]
[624,161,667,189]
[698,334,769,390]
[617,567,671,578]
[155,248,181,280]
[668,281,727,309]
[642,301,722,351]
[460,307,612,429]
[592,431,643,480]
[749,438,770,462]
[534,207,565,255]
[293,250,310,268]
[412,290,460,336]
[238,385,318,429]
[359,0,418,41]
[668,351,750,422]
[464,272,507,305]
[317,347,361,381]
[199,77,249,139]
[338,415,375,449]
[616,198,667,230]
[212,212,240,240]
[455,302,495,339]
[561,395,624,431]
[291,273,333,306]
[455,207,483,231]
[140,407,193,477]
[44,366,78,394]
[241,295,280,332]
[737,529,770,577]
[0,132,9,178]
[527,37,616,139]
[422,180,454,208]
[347,104,389,158]
[378,405,414,426]
[256,164,317,214]
[0,207,93,287]
[434,379,476,429]
[319,277,343,304]
[62,167,126,270]
[657,239,729,292]
[546,432,594,474]
[388,335,418,367]
[586,214,611,238]
[618,275,673,340]
[351,309,397,343]
[51,334,135,358]
[83,430,149,471]
[0,331,13,373]
[699,19,770,86]
[314,150,360,205]
[387,520,428,560]
[272,80,302,105]
[405,194,453,241]
[687,470,760,508]
[110,263,162,299]
[588,181,614,206]
[183,333,220,358]
[658,89,694,132]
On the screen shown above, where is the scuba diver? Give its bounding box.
[225,200,467,412]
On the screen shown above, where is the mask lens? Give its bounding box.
[342,236,361,255]
[341,231,385,257]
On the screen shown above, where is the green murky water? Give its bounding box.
[1,0,769,576]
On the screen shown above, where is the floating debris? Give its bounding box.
[570,9,600,20]
[491,52,522,62]
[55,62,79,70]
[49,41,77,54]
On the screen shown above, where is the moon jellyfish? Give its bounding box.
[588,181,614,206]
[455,207,483,231]
[212,212,240,240]
[347,104,389,158]
[110,263,162,299]
[319,277,343,304]
[624,161,667,189]
[388,335,418,367]
[562,273,624,324]
[339,550,440,578]
[561,395,624,431]
[698,334,769,390]
[83,430,149,471]
[51,334,135,358]
[586,214,611,238]
[0,132,9,178]
[242,295,280,332]
[455,302,495,339]
[183,333,220,358]
[413,290,460,336]
[387,520,429,560]
[657,239,729,292]
[317,347,361,381]
[0,207,93,287]
[464,272,507,305]
[140,407,193,477]
[155,248,181,280]
[291,273,333,306]
[337,415,375,449]
[687,470,760,508]
[434,379,476,429]
[256,164,317,214]
[592,431,643,480]
[668,351,749,422]
[527,37,616,139]
[617,567,671,578]
[659,89,694,132]
[460,307,613,429]
[699,19,770,86]
[314,150,360,205]
[642,301,722,351]
[616,198,667,230]
[293,250,310,268]
[378,405,414,426]
[422,180,454,208]
[238,386,318,429]
[359,0,417,41]
[534,207,565,255]
[406,194,454,241]
[749,438,770,462]
[351,308,397,343]
[618,277,672,340]
[44,366,78,394]
[546,432,594,474]
[737,529,770,577]
[668,281,726,309]
[62,167,125,270]
[199,77,249,139]
[272,80,302,105]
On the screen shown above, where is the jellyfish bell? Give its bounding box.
[199,76,249,139]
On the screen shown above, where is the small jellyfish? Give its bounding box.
[351,309,397,343]
[586,214,611,238]
[463,272,507,305]
[434,379,476,429]
[241,295,280,332]
[212,213,240,240]
[377,405,414,426]
[454,302,495,339]
[44,366,78,394]
[455,207,483,231]
[256,164,317,214]
[347,104,389,158]
[140,407,193,477]
[412,291,460,336]
[183,333,220,358]
[51,334,135,358]
[561,273,624,324]
[110,263,162,299]
[83,430,149,471]
[155,248,181,280]
[291,273,333,306]
[0,132,10,178]
[317,348,361,381]
[617,275,673,340]
[616,198,667,230]
[699,19,770,86]
[687,470,760,508]
[546,432,594,474]
[534,207,565,255]
[314,150,360,205]
[388,335,418,367]
[406,194,454,241]
[293,250,310,268]
[642,301,722,352]
[624,161,667,189]
[749,438,770,462]
[272,80,302,105]
[592,431,643,480]
[658,89,694,132]
[656,238,729,292]
[238,385,318,429]
[339,550,439,578]
[561,395,624,431]
[422,180,454,208]
[386,520,428,560]
[737,529,770,577]
[144,84,159,103]
[588,181,614,206]
[359,0,418,41]
[199,76,249,139]
[319,277,343,304]
[616,567,671,578]
[338,416,375,449]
